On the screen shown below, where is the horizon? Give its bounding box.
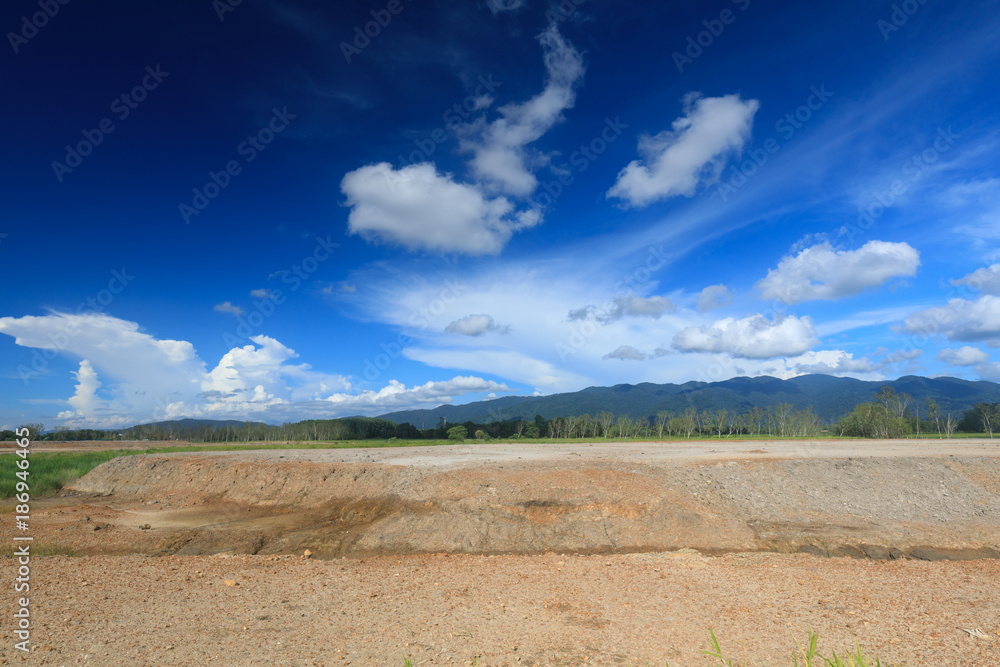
[17,372,1000,432]
[3,1,1000,429]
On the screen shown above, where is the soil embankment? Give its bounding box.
[60,439,1000,560]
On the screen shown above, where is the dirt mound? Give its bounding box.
[62,447,1000,559]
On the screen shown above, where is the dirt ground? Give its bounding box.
[2,439,1000,665]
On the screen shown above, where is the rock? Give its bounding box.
[861,544,890,560]
[303,549,313,558]
[224,580,237,587]
[831,545,866,559]
[888,547,906,560]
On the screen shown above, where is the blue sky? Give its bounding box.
[2,0,1000,429]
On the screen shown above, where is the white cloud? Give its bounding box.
[249,288,280,300]
[975,362,1000,381]
[445,314,510,336]
[568,296,675,323]
[484,0,525,14]
[603,345,647,361]
[881,348,923,364]
[937,346,991,366]
[697,284,732,312]
[788,350,879,377]
[952,263,1000,295]
[340,162,540,255]
[673,314,818,359]
[897,295,1000,346]
[405,347,589,393]
[56,360,104,421]
[322,376,510,412]
[756,241,920,304]
[213,301,245,317]
[461,23,585,196]
[0,312,514,426]
[607,93,759,207]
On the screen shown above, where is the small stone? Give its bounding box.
[303,549,313,558]
[224,580,237,587]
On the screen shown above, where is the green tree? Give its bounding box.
[926,398,942,438]
[447,425,468,441]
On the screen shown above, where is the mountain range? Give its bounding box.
[378,375,1000,426]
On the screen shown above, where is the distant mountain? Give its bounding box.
[378,375,1000,425]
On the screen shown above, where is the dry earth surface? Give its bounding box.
[2,438,1000,665]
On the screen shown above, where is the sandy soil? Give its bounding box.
[2,551,999,666]
[2,439,1000,665]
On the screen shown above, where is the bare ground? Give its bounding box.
[2,439,1000,665]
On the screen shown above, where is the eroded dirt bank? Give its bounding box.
[56,440,1000,559]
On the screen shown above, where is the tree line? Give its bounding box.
[4,390,999,443]
[835,387,1000,439]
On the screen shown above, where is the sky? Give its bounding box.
[2,0,1000,430]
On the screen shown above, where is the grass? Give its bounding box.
[399,630,896,666]
[0,450,136,498]
[691,628,894,666]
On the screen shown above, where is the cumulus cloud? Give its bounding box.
[951,264,1000,295]
[756,241,920,304]
[56,360,104,421]
[789,350,879,377]
[607,93,759,207]
[897,295,1000,346]
[249,288,280,300]
[213,301,245,317]
[341,23,584,255]
[697,284,732,312]
[322,376,510,412]
[445,314,510,336]
[341,162,540,255]
[673,314,818,359]
[937,346,991,366]
[568,296,675,323]
[0,312,512,426]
